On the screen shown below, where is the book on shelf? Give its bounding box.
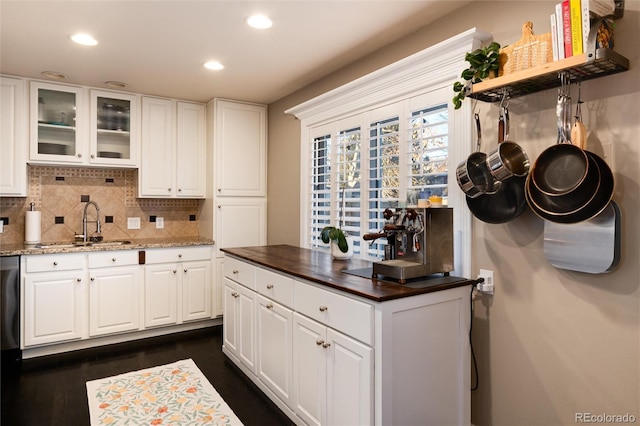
[555,2,566,59]
[562,0,573,57]
[550,12,559,61]
[570,0,583,55]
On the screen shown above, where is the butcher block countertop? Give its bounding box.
[221,244,474,302]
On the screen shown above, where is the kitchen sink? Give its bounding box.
[34,240,131,249]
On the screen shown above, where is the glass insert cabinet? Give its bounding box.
[30,81,138,167]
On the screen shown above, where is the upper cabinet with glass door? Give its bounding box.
[30,81,84,163]
[90,90,138,167]
[29,81,139,167]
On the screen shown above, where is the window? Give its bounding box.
[287,29,488,278]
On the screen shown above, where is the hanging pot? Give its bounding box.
[486,105,530,180]
[465,108,527,224]
[456,113,500,198]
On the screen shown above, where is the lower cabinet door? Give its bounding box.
[257,295,293,406]
[326,328,373,426]
[144,264,178,328]
[237,283,256,373]
[89,266,141,336]
[23,272,85,346]
[292,313,326,426]
[181,260,212,322]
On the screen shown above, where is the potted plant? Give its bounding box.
[320,187,354,259]
[452,41,501,109]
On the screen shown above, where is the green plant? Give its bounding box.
[452,42,501,109]
[320,226,349,253]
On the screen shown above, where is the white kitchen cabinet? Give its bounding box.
[214,197,266,257]
[29,81,139,167]
[223,277,257,373]
[22,253,86,347]
[257,294,293,407]
[292,300,373,426]
[0,76,27,196]
[30,81,85,164]
[144,246,213,328]
[222,253,471,426]
[88,250,141,337]
[89,89,139,166]
[213,99,266,197]
[139,97,205,198]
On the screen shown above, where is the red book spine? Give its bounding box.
[562,0,573,57]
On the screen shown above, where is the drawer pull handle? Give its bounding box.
[322,342,331,348]
[266,284,274,289]
[316,339,324,346]
[53,261,58,266]
[266,303,273,309]
[319,305,328,312]
[232,269,239,274]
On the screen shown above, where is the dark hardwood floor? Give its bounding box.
[1,326,293,426]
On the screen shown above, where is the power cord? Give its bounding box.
[469,278,484,391]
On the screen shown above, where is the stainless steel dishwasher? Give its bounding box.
[1,256,21,361]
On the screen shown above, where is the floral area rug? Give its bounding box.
[86,359,243,425]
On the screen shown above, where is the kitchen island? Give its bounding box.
[221,245,473,426]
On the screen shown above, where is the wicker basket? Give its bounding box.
[499,22,553,76]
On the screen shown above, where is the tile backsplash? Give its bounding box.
[0,165,202,245]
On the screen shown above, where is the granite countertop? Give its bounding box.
[0,236,214,257]
[222,244,474,302]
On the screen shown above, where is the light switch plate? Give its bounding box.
[127,217,141,229]
[156,217,164,229]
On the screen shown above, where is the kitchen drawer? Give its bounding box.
[223,256,256,290]
[255,267,293,308]
[144,246,212,264]
[88,250,140,268]
[294,280,374,346]
[24,253,85,273]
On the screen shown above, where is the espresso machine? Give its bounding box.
[363,207,453,283]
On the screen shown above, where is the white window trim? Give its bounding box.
[286,28,492,279]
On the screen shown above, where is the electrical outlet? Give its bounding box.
[0,219,3,233]
[127,217,141,230]
[156,217,164,229]
[477,269,494,295]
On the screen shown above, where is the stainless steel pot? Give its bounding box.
[486,106,530,180]
[456,114,500,198]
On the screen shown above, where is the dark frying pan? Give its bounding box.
[466,110,527,224]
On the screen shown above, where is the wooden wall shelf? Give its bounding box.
[469,48,629,102]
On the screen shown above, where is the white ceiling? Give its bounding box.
[1,1,471,104]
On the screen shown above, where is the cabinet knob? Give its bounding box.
[167,188,172,192]
[173,270,177,274]
[231,291,239,298]
[76,278,82,282]
[112,257,116,262]
[322,342,331,348]
[217,205,222,209]
[232,269,239,274]
[266,284,274,289]
[53,261,58,266]
[90,154,95,159]
[77,153,82,158]
[316,339,324,346]
[266,303,273,309]
[90,277,95,281]
[178,254,182,258]
[217,188,221,192]
[319,305,328,312]
[184,268,188,273]
[178,188,182,192]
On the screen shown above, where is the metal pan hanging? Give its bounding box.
[456,113,500,198]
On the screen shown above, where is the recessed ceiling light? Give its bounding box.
[105,81,128,89]
[246,14,272,29]
[204,61,224,71]
[41,71,67,80]
[70,33,98,46]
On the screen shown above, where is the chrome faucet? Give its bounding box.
[82,201,102,243]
